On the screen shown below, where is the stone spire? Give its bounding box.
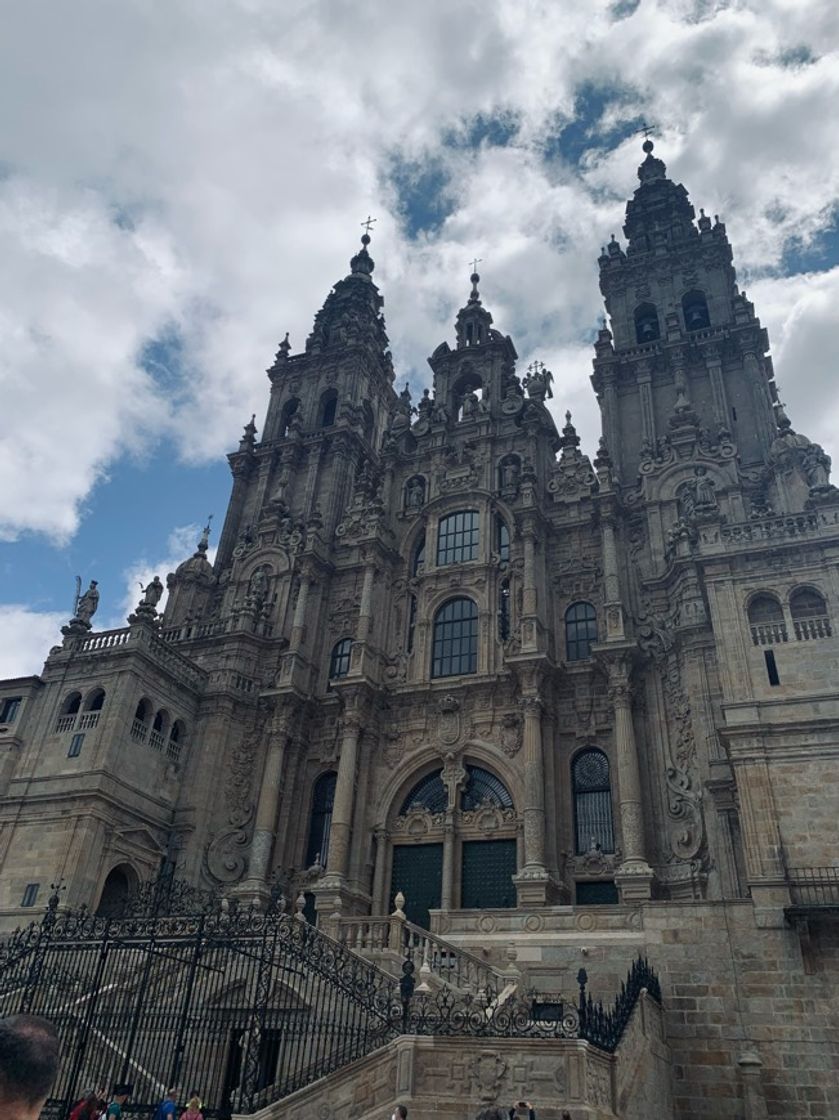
[305,226,390,357]
[454,265,494,349]
[622,138,696,255]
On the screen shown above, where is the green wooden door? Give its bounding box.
[390,843,443,928]
[461,839,517,910]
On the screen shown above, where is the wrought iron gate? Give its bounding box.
[0,886,398,1119]
[0,882,662,1118]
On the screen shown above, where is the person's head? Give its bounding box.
[112,1082,131,1103]
[475,1110,507,1120]
[166,1087,179,1101]
[186,1097,201,1111]
[391,1107,408,1120]
[0,1014,60,1120]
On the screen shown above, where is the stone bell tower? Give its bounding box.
[592,139,779,486]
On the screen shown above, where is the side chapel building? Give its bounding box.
[1,140,838,1116]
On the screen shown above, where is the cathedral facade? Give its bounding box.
[1,141,838,1117]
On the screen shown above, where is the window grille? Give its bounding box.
[306,772,337,867]
[400,769,447,815]
[573,749,615,854]
[460,765,513,811]
[432,598,478,678]
[436,511,479,566]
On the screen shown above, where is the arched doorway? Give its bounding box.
[96,864,139,918]
[388,760,518,927]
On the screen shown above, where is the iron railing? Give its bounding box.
[0,884,661,1118]
[787,867,839,908]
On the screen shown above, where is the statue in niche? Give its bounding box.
[405,476,425,510]
[500,457,520,492]
[431,398,449,424]
[679,466,718,522]
[247,567,268,609]
[460,389,480,419]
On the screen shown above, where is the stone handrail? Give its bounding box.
[337,907,514,995]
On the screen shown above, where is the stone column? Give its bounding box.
[357,559,377,643]
[600,510,625,641]
[371,827,388,914]
[513,689,559,905]
[608,661,653,902]
[215,455,254,571]
[441,816,456,910]
[521,531,537,616]
[236,703,295,904]
[289,569,311,651]
[328,715,361,880]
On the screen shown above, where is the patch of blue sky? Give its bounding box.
[782,212,839,277]
[542,83,645,169]
[387,154,454,240]
[0,452,231,618]
[442,111,520,151]
[609,0,640,18]
[139,324,185,392]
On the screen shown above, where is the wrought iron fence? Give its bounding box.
[0,884,661,1118]
[787,866,839,908]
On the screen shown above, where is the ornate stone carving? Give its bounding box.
[498,711,523,757]
[436,694,461,746]
[468,1050,507,1102]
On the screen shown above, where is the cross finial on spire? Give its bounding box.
[469,257,482,275]
[360,215,377,238]
[636,121,655,141]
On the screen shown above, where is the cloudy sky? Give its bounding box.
[2,0,839,678]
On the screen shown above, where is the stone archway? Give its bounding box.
[96,863,139,918]
[384,758,519,928]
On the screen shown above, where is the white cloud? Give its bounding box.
[1,0,838,542]
[0,606,65,678]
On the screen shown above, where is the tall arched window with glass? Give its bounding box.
[437,511,479,566]
[572,749,615,854]
[565,602,598,661]
[306,771,337,868]
[413,534,426,576]
[432,598,478,678]
[329,637,353,679]
[498,579,511,641]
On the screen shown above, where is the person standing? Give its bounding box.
[0,1015,60,1120]
[105,1084,131,1118]
[153,1087,179,1120]
[180,1095,204,1120]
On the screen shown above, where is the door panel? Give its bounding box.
[461,839,517,910]
[390,843,443,929]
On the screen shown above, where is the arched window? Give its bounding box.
[460,765,513,811]
[150,710,169,751]
[747,593,784,623]
[400,769,447,815]
[496,516,510,566]
[437,510,479,566]
[96,864,139,918]
[306,772,337,868]
[572,749,615,854]
[280,398,300,438]
[84,688,106,711]
[565,602,598,661]
[790,588,827,619]
[61,692,82,716]
[498,578,510,641]
[432,598,478,678]
[634,303,660,344]
[131,698,152,742]
[319,389,338,428]
[329,638,353,680]
[168,720,186,762]
[682,290,710,332]
[413,534,426,576]
[790,587,831,641]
